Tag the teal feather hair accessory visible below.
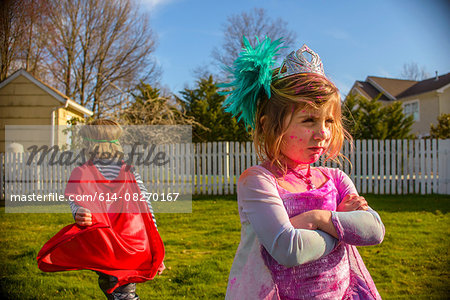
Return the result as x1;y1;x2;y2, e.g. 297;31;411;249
219;36;284;129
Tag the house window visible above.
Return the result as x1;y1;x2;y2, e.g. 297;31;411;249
403;100;419;121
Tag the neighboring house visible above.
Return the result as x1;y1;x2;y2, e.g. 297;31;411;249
347;72;450;137
0;69;93;152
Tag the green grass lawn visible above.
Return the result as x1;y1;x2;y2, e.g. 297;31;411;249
0;194;449;299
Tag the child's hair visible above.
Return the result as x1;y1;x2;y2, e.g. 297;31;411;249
79;119;124;160
254;72;352;171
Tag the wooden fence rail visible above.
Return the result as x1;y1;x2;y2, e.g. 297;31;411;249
1;139;449;199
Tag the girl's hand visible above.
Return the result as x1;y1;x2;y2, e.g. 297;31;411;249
290;210;338;238
157;262;166;275
75;207;92;226
290;210;321;230
337;194;368;212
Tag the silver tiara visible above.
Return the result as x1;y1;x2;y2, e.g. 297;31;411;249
274;44;325;79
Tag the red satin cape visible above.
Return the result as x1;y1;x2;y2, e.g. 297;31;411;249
37;162;164;293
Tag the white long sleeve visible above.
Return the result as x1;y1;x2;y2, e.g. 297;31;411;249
329;168;385;246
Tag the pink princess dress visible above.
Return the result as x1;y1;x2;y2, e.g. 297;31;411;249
225;165;384;300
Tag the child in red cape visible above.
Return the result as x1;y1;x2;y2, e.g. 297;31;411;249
37;119;165;300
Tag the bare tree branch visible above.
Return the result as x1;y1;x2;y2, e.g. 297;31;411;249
43;0;159;118
0;0;50;81
212;7;297;73
400;62;429;81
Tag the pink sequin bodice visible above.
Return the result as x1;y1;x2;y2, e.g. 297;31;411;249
261;179;350;299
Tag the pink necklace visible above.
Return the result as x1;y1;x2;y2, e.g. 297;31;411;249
287;165;316;191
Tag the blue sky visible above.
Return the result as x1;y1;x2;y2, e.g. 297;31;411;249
141;0;450;96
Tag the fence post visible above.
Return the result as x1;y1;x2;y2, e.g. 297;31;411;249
202;143;207;194
218;142;223;195
432;139;438;194
0;153;3;201
373;140;379;194
438;139;450;194
212;142;217;195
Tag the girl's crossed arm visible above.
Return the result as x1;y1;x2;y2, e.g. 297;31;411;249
290;169;385;246
238;167;339;268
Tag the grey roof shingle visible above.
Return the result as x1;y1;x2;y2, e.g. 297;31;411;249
397;72;450;99
349;72;450;101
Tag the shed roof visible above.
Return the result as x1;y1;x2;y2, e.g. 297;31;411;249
0;69;93;116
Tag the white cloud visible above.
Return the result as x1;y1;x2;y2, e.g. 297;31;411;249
139;0;178;10
325;29;351;41
322;28;362;48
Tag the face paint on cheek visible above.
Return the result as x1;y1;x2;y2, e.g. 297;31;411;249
289;135;297;139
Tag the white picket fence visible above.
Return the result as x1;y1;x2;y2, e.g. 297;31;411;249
1;139;449;198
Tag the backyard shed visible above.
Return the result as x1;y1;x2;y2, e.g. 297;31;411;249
0;69;93;152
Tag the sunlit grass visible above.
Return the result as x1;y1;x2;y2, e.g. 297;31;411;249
0;194;449;299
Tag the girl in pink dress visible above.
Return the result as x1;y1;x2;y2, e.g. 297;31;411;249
220;37;385;299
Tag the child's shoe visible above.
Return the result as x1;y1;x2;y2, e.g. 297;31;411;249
112;283;139;300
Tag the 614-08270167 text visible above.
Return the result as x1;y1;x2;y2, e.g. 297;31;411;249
74;192;180;202
9;192;180;202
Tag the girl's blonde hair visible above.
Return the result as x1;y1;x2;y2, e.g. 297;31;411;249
79;119;124;160
254;72;352;171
